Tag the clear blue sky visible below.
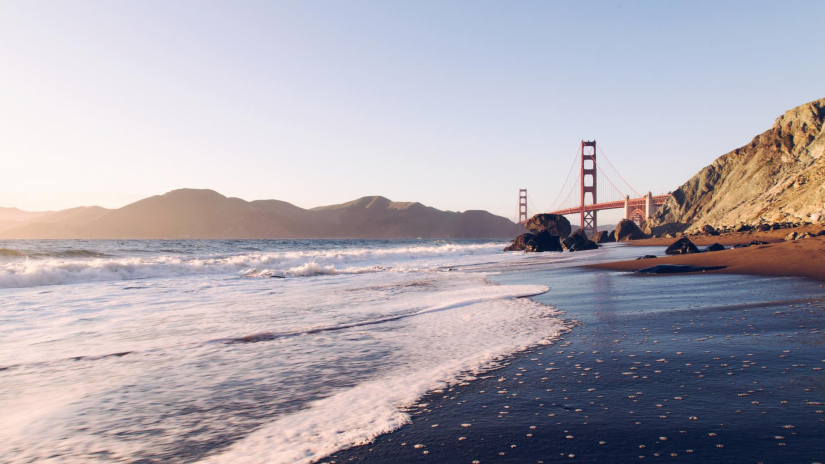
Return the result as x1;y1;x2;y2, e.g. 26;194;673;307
1;1;823;222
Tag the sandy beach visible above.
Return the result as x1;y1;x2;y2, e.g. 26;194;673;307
592;227;825;282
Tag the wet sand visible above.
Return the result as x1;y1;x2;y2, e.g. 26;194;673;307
326;249;825;463
592;233;825;282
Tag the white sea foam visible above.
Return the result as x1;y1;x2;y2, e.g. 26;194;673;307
0;242;509;288
0;241;571;464
199;291;561;464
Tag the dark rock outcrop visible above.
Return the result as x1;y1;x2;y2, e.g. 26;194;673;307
559;229;599;252
703;243;725;252
524;214;572;238
504;233;534;251
701;225;719;236
524;230;563;252
615;219;648;242
636;255;657;260
665;237;700;255
561;230;586;250
571;240;599;252
593;230;614;243
636;264;726;274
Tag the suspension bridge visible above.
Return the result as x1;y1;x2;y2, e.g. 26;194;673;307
517;140;671;237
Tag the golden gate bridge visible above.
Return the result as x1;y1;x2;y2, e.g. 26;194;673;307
517;140;671;237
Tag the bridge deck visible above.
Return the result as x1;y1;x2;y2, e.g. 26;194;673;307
543;194;670;217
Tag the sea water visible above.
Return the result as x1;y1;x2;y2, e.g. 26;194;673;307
0;239;575;463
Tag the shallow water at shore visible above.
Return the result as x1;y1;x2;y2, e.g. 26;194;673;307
329;250;825;463
0;239;570;463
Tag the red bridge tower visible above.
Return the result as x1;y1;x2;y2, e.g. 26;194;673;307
518;189;528;224
580;140;597;237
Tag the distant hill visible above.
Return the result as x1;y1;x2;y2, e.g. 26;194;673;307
0;189;518;239
649;97;825;233
0;206;52;223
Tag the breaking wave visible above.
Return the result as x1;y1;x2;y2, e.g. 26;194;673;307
0;242;507;288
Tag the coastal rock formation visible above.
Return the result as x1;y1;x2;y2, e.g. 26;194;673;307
703;243;725;252
525;231;563;252
665;237;700;255
503;233;534;251
701;225;719;236
593;230;614;243
560;229;599;252
504;231;563;252
561;230;586;250
648;98;825;233
615;219;648;242
524;214;571;238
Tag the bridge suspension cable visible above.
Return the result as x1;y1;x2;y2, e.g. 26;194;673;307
596;144;641;198
545;145;583;213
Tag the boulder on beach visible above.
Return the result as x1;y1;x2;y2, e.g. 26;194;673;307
559;229;599;252
703;243;725;252
572;239;599;252
785;231;798;241
701;224;719;236
524;230;563;252
503;233;534;251
615;219;648;242
524;214;572;238
665;237;700;255
593;230;614;243
561;230;586;250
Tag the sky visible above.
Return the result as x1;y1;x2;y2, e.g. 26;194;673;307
1;1;823;222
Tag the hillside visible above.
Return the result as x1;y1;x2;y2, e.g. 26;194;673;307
0;189;517;239
648;97;825;233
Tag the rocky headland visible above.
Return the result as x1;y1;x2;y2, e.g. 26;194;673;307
647;97;825;235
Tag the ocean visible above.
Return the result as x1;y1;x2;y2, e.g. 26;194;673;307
0;239;572;463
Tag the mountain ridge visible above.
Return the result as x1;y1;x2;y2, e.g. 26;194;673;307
0;189;517;239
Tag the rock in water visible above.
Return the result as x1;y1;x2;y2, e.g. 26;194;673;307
608;230;617;242
503;233;534;251
561;230;586;250
665;237;700;255
524;214;572;238
524;230;563;252
636;255;657;260
615;219;648;242
571;239;599;252
703;243;725;252
593;230;613;243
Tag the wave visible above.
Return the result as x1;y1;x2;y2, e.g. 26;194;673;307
0;242;507;288
0;248;111;259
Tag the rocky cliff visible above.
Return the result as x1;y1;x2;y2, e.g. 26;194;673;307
649;97;825;233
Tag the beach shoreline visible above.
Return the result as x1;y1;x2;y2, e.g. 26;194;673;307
590;228;825;282
326;244;825;463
